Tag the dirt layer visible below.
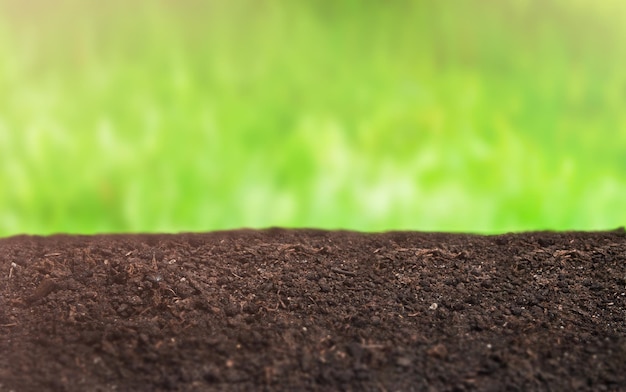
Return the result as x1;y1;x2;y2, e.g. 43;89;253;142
1;228;626;391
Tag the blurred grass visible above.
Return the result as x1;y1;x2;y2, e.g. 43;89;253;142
1;0;626;236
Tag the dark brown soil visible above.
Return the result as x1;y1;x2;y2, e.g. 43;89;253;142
1;228;626;391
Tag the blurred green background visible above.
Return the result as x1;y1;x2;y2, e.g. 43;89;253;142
1;0;625;236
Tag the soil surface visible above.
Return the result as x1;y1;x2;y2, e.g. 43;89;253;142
1;228;626;391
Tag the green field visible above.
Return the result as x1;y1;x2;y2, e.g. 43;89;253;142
1;0;625;236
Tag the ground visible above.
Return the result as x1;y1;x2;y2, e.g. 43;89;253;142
1;228;625;391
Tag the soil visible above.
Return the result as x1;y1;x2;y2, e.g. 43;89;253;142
1;228;626;391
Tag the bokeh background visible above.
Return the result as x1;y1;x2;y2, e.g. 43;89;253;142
1;0;625;236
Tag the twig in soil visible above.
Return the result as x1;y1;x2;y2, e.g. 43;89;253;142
25;279;59;305
331;267;356;277
8;262;17;278
376;381;389;392
276;289;287;309
1;323;18;327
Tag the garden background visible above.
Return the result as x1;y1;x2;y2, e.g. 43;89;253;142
1;0;625;236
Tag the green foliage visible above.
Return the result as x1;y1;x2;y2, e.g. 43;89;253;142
1;0;625;235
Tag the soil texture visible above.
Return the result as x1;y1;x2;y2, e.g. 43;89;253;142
1;228;626;391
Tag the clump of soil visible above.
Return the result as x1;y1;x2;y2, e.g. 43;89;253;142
1;228;625;391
